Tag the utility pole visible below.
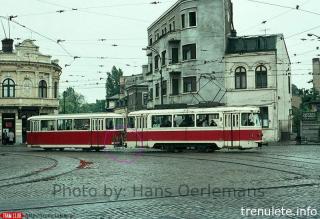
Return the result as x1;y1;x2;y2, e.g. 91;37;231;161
63;91;66;114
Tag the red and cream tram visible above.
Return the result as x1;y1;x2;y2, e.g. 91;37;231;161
27;113;125;151
126;107;263;152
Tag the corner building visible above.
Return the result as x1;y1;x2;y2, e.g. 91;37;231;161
0;39;61;144
145;0;233;108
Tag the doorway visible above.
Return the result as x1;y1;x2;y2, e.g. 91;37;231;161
2;113;16;144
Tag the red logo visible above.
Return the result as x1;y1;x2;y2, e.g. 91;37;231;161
0;212;24;219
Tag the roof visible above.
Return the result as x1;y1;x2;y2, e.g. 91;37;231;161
226;34;280;54
128;106;260;116
28;113;124;120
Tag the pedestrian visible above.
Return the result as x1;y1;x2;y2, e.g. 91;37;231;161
8;130;14;145
2;130;8;145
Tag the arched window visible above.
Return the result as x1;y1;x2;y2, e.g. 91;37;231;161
255;65;267;88
54;82;58;98
235;67;247;89
39;80;47;98
2;78;15;97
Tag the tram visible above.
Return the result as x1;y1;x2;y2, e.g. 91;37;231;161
27;113;125;151
126;107;263;152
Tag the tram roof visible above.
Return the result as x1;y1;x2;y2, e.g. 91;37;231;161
128;106;260;115
28;113;124;120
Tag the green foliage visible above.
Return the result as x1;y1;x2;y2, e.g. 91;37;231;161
59;87;106;113
106;66;123;97
292;85;320;135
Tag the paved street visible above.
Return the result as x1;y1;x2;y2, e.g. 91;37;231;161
0;145;319;219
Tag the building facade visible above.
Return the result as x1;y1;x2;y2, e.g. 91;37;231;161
0;39;61;144
224;35;292;142
145;0;233;108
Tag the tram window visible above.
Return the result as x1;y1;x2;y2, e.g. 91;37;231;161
196;114;219;127
115;118;124;129
74;119;90;130
152;115;172;128
241;113;255;126
57;119;72;130
32;121;40;131
41;120;55;131
127;117;135;128
174;114;195;127
106;118;114;130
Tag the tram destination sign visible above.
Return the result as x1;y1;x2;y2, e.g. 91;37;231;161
302;112;317;121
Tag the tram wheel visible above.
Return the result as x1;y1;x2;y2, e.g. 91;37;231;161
59;148;65;151
94;148;101;152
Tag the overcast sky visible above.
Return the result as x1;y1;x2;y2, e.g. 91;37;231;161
0;0;319;102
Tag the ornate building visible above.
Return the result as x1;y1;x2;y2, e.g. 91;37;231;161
0;39;61;144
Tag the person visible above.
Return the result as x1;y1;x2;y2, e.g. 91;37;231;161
8;130;14;145
2;130;7;145
209;120;217;126
160;117;171;127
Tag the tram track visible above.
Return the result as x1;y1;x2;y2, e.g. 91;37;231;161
1;151;319;211
2;181;319;211
140;153;311;177
0;152;81;188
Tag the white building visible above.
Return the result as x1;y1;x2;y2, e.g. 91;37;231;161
0;39;61;144
144;0;292;142
225;34;292;142
145;0;234;108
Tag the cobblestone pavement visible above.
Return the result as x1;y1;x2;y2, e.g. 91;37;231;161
0;145;319;218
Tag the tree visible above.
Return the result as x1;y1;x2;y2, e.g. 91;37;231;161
59;87;86;114
106;66;123;97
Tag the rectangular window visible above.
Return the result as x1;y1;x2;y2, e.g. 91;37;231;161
172;78;179;95
57;119;72;130
173;114;195;127
196;114;219;127
162;80;167;96
183;76;196;93
288;76;291;94
151;115;172;128
115;118;124;130
181;14;185;28
41;120;55;131
161;50;166;66
260;107;269;128
155;83;159;97
106;118;114;130
127;117;135;128
189;12;196;27
74;119;90;130
149;38;153;46
171;48;179;64
154;55;159;70
149;88;153;100
182;44;196;60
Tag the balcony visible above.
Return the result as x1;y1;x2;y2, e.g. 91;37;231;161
0;97;59;108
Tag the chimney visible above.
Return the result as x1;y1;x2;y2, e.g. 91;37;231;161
2;38;14;53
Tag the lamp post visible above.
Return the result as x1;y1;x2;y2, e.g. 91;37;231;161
143;46;163;106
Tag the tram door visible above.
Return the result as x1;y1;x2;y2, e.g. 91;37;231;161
135;115;148;147
223;113;240;148
91;118;104;146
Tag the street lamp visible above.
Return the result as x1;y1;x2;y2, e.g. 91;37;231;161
143;46;163;106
